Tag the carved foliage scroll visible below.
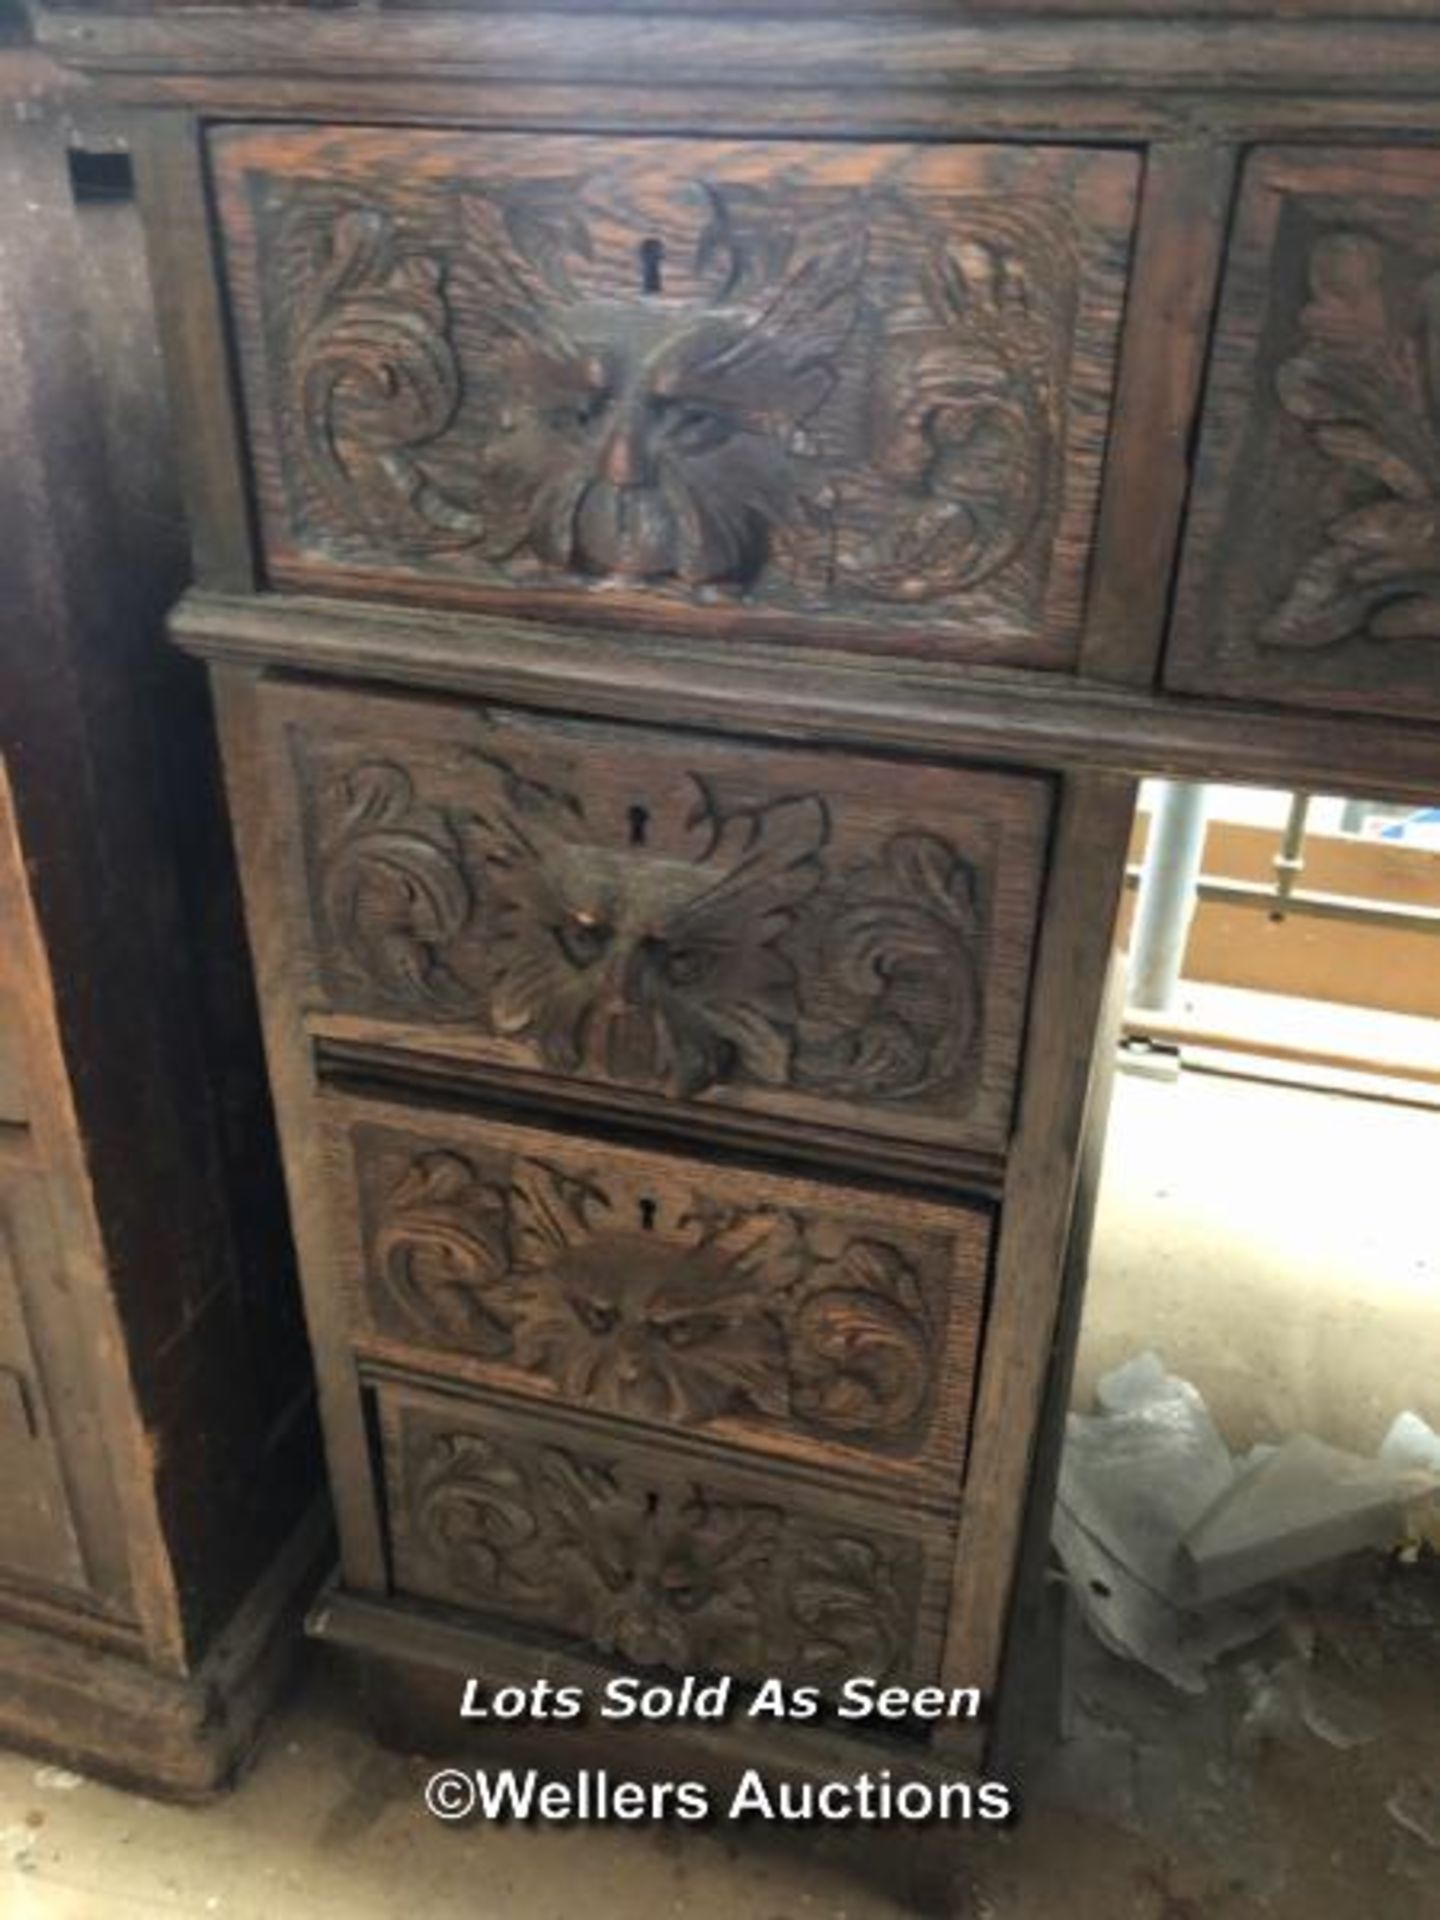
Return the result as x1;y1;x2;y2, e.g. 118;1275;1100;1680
216;130;1138;655
1167;150;1440;718
1263;230;1440;652
398;1419;919;1684
363;1139;942;1451
309;743;993;1114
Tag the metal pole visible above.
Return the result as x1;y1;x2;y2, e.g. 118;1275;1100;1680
1127;781;1209;1014
1269;789;1312;923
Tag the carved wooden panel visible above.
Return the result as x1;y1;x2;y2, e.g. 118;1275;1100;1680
324;1094;990;1495
263;679;1051;1157
379;1385;951;1688
212;127;1138;666
0;1173;88;1595
1168;149;1440;720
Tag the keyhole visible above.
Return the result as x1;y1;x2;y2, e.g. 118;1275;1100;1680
628;804;650;848
638;238;664;296
638;1197;658;1233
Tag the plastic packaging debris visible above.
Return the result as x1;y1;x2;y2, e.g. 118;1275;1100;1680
1055;1354;1275;1691
1053;1353;1440;1691
1062;1353;1235;1593
1236;1655;1384;1754
1180;1433;1440;1604
1379;1411;1440;1476
1296;1668;1385;1750
1387;1779;1440;1852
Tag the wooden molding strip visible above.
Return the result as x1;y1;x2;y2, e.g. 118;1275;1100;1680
174;591;1440;805
38;12;1440;96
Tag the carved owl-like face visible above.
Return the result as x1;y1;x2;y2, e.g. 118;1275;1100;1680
509;1229;786;1426
566;1483;778;1672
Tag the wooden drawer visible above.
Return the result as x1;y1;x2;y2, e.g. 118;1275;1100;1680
1168;148;1440;721
262;678;1051;1160
378;1380;954;1689
212;127;1138;668
323;1092;991;1499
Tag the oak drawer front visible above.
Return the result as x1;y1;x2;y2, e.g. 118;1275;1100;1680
1168;149;1440;721
266;680;1051;1157
378;1382;954;1689
212;127;1138;667
325;1094;991;1497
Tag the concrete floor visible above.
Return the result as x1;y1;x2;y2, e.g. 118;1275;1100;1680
2;1065;1438;1919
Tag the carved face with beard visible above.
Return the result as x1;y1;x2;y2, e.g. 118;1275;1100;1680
450;186;864;589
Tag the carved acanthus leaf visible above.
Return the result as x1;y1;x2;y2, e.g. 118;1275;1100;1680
283;203;483;549
261;172;1074;618
312;747;988;1109
318;761;473;1013
405;1424;917;1685
365;1142;937;1448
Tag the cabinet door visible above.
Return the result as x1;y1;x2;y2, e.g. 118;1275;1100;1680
213;126;1137;668
1168;149;1440;721
0;1173;87;1593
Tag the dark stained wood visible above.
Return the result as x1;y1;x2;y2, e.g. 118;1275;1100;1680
937;772;1138;1725
0;43;321;1786
213;127;1136;668
0;761;160;1650
0;1501;329;1802
988;958;1125;1781
311;1579;984;1789
176;589;1440;807
255;676;1052;1159
127;110;258;591
376;1377;957;1692
52;0;1440;1874
38;10;1440;103
1080;141;1237;685
210;667;392;1596
1168;146;1440;721
319;1090;993;1500
315;1031;1010;1196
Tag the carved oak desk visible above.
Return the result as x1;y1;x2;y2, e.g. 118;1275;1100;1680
38;0;1440;1883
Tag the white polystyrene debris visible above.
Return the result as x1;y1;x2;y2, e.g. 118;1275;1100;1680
1054;1355;1440;1690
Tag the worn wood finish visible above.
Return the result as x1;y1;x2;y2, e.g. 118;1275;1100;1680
937;773;1137;1729
0;779;134;1621
177;588;1440;806
211;668;391;1596
213;127;1136;667
128;111;258;591
257;676;1052;1159
0;1501;330;1804
1169;146;1440;721
320;1091;992;1498
377;1379;956;1692
1079;141;1237;685
51;0;1440;1877
310;1579;984;1788
0;43;321;1789
39;12;1440;104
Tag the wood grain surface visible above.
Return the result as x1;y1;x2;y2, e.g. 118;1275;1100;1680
1168;146;1440;721
212;127;1136;667
256;676;1052;1160
377;1377;956;1694
320;1090;993;1500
